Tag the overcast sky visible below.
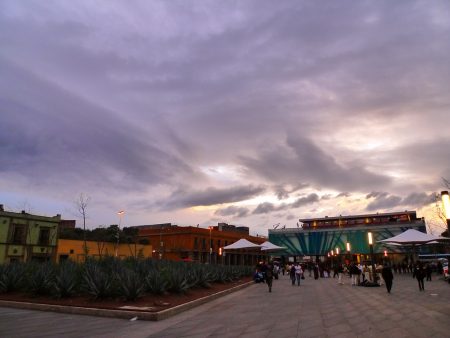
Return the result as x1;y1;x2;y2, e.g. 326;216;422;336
1;1;449;235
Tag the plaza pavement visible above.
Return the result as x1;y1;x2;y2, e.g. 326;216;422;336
0;272;449;338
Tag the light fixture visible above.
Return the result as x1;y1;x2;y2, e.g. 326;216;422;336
368;232;373;245
346;242;351;252
336;247;340;255
441;191;450;219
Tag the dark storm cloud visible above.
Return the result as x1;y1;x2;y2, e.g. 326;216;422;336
163;185;266;209
366;192;436;211
214;205;250;218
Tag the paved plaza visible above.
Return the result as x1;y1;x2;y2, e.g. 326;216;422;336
1;273;449;338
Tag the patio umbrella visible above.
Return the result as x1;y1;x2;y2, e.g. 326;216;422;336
378;229;442;245
378;229;443;262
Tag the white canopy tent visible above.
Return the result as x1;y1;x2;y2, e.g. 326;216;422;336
260;241;287;252
223;238;261;250
222;239;264;266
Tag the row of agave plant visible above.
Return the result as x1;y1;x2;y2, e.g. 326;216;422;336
0;257;253;301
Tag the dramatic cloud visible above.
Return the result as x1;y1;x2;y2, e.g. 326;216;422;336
214;206;250;218
1;1;449;232
163;185;266;210
366;192;436;211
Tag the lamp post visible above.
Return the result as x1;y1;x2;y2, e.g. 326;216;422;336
115;210;125;257
368;231;376;282
441;191;450;233
336;247;340;265
208;226;213;264
159;226;164;260
346;242;351;263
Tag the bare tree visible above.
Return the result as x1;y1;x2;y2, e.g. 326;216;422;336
75;193;90;257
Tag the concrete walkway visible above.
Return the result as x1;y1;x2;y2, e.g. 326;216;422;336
1;273;449;338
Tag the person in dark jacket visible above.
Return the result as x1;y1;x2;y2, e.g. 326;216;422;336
414;262;425;291
265;262;274;292
290;264;296;285
381;263;394;293
425;263;432;281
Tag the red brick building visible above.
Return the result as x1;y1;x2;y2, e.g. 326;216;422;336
136;223;267;265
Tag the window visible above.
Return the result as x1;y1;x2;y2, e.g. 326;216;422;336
194;237;198;249
202;238;206;249
12;225;26;244
217;240;221;248
39;228;50;245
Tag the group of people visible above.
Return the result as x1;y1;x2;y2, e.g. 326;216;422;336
254;259;435;294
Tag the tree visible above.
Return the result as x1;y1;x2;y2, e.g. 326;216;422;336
75;193;90;257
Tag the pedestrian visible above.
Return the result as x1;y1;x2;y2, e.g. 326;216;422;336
425;263;432;281
414;262;425;291
294;262;303;286
265;261;274;292
290;264;296;286
313;264;319;280
337;264;344;285
381;263;394;293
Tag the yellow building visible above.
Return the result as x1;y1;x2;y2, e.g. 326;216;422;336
57;239;153;262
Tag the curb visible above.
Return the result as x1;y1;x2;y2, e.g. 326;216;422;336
0;281;254;321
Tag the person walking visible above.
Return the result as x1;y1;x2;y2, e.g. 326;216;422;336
290;264;296;286
425;263;432;281
337;264;344;285
381;263;394;293
414;262;425;291
294;262;303;286
265;262;274;292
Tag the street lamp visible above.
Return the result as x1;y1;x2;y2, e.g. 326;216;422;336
346;242;351;262
441;191;450;233
208;226;213;264
368;231;376;282
115;210;125;257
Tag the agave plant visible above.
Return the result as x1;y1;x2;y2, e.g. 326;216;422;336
82;260;115;299
165;266;190;294
54;261;79;298
0;263;25;293
26;262;56;296
116;267;145;301
145;269;168;295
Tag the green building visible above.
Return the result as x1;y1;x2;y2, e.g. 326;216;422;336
0;205;60;264
269;211;427;262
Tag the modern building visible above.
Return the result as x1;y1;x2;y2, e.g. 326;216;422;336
136;222;267;264
269;211;427;263
56;239;153;262
0;205;61;264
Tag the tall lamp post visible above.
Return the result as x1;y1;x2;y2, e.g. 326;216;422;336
441;191;450;233
346;242;351;263
115;210;125;257
208;226;213;264
368;232;376;282
336;247;340;265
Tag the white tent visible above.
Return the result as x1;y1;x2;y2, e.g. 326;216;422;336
378;229;442;245
260;241;287;252
223;238;261;250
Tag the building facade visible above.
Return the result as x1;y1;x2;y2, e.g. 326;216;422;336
136;223;266;264
56;239;153;262
0;206;60;264
269;211;427;262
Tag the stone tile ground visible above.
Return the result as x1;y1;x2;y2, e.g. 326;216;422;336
1;273;449;338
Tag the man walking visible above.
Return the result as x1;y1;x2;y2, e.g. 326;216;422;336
381;263;394;293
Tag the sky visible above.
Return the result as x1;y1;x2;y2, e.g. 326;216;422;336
1;0;450;236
